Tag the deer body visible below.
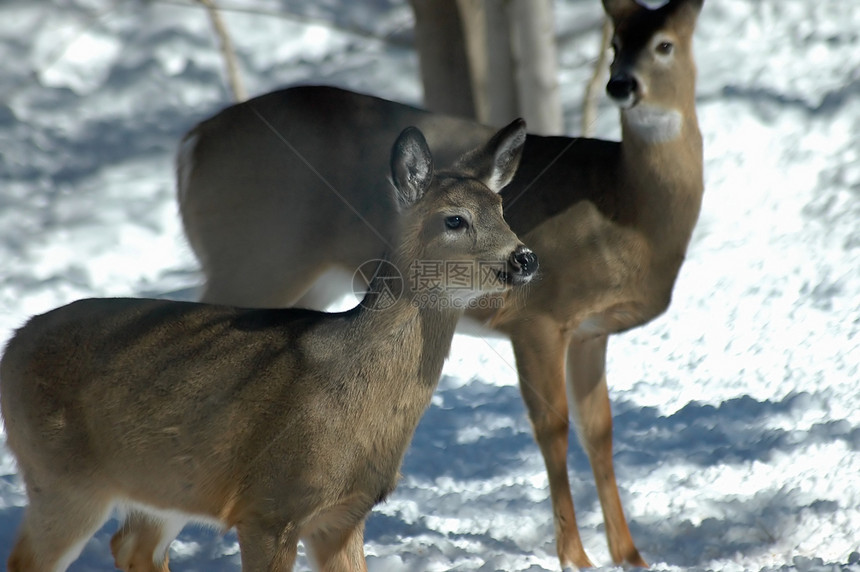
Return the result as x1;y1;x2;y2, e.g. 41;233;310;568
1;122;535;572
4;298;432;513
172;0;704;567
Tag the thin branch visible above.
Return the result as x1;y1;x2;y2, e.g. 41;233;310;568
195;0;246;102
581;16;612;137
152;0;414;49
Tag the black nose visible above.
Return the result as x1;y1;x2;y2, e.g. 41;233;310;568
606;73;637;100
511;246;538;276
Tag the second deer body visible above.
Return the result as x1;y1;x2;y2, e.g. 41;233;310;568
171;0;705;567
0;122;536;572
172;0;705;566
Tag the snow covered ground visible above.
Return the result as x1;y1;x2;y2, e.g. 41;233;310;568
1;0;858;570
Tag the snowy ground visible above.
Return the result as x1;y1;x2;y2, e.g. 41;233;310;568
1;0;859;570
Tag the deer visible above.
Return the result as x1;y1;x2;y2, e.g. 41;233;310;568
0;120;537;572
164;0;705;567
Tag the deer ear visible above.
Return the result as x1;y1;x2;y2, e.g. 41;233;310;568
390;126;434;210
461;118;527;194
602;0;638;22
676;0;704;19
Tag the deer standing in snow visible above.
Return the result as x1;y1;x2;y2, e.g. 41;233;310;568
0;121;536;572
159;0;702;567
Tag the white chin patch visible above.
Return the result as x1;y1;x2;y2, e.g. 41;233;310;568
624;104;683;143
609;94;637;110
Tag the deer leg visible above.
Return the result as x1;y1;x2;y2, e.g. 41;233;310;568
201;262;315;308
567;334;646;567
9;479;113;572
236;521;298;572
509;317;594;569
304;519;368;572
111;511;185;572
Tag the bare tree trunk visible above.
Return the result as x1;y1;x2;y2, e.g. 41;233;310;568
582;16;612;136
410;0;563;134
410;0;476;118
458;0;518;128
197;0;246;102
509;0;563;135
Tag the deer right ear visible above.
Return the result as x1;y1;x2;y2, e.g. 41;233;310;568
483;118;526;193
391;126;434;210
602;0;638;22
456;118;527;194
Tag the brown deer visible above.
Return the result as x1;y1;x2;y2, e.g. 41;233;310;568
0;121;537;572
171;0;704;567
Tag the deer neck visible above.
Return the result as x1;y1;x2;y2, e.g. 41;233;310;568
337;255;459;481
352;254;461;392
619;99;703;253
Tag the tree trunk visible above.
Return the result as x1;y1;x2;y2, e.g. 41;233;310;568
509;0;563;135
410;0;476;119
411;0;563;135
458;0;518;128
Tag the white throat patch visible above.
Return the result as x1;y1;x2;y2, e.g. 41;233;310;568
624;104;683;144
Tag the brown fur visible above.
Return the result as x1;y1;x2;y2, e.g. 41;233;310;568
173;0;705;567
0;122;536;572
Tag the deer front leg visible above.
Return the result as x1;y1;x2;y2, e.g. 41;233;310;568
567;333;647;567
304;519;368;572
236;521;299;572
111;511;188;572
509;317;594;569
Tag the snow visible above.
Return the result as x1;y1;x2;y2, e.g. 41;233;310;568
1;0;859;570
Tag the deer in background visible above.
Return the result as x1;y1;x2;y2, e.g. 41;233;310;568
0;121;536;572
170;0;703;567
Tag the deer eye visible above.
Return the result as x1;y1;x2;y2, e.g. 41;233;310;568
656;40;674;55
444;215;468;231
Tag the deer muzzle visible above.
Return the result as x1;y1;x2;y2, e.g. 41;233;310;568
503;245;538;285
607;72;639;108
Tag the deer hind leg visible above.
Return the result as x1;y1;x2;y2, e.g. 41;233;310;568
111;510;186;572
9;478;113;572
304;519;368;572
200;262;312;308
235;520;299;572
567;333;647;567
199;243;342;309
508;317;594;569
292;267;358;312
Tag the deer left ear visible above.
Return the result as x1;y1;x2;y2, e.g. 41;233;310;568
457;118;527;194
390;126;434;210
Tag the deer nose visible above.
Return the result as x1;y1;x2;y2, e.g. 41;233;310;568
606;73;638;101
510;245;538;277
